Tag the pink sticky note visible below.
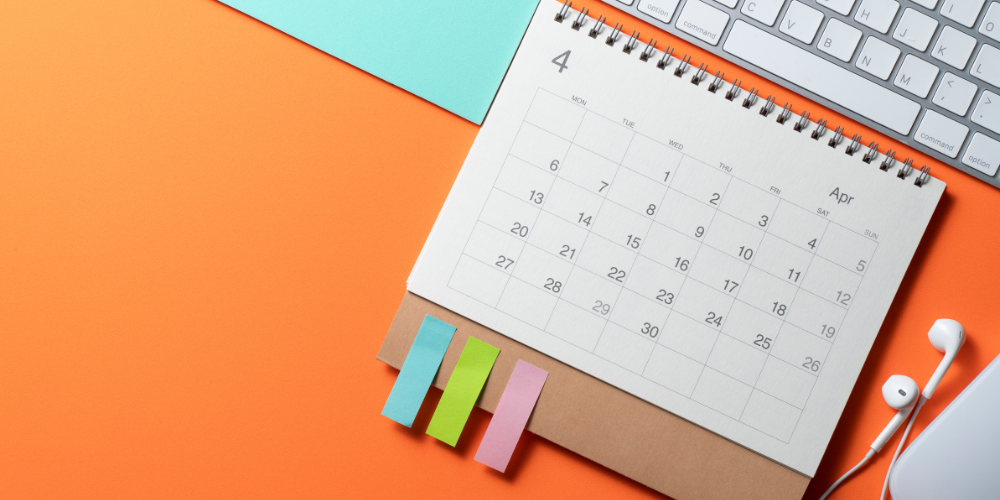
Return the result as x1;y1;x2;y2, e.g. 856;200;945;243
474;360;548;473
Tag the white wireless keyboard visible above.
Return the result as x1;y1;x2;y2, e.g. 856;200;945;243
601;0;1000;189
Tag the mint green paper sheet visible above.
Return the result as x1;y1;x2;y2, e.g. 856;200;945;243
217;0;541;124
426;337;500;446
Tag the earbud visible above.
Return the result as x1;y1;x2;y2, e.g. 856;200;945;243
870;375;919;452
922;319;965;399
881;374;920;410
822;320;968;500
868;320;965;452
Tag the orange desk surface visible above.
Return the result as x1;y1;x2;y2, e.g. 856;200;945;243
2;1;998;498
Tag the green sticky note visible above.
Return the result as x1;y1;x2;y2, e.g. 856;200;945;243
426;337;500;446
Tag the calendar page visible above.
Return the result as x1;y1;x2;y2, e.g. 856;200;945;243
408;0;944;475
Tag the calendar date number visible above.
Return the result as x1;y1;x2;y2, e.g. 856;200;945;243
608;267;626;282
511;222;529;238
593;300;611;315
641;322;660;338
495;256;515;270
803;357;822;372
821;324;836;338
705;312;724;327
753;335;772;350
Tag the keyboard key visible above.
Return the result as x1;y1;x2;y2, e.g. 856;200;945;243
931;26;978;69
941;0;987;27
971;44;1000;86
981;3;1000;42
714;0;739;9
639;0;683;23
856;37;901;80
893;8;939;51
914;110;969;158
616;0;637;5
676;0;731;45
972;91;1000;134
817;0;858;15
724;21;921;134
742;0;786;26
963;133;1000;176
911;0;940;9
818;19;863;61
780;1;825;43
932;73;978;115
854;0;901;33
894;55;939;98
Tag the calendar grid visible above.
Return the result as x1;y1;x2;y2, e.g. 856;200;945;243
486;89;581;312
492;157;873;293
447;88;880;442
693;187;781;399
641;183;729;381
537;110;636;339
590;137;690;354
463;217;866;332
743;219;833;424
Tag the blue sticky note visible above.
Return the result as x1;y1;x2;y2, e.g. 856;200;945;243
217;0;540;124
381;315;457;427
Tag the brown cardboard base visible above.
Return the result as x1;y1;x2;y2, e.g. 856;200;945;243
377;292;810;500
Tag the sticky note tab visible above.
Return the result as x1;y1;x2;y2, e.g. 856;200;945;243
474;360;548;472
426;337;500;446
381;315;456;428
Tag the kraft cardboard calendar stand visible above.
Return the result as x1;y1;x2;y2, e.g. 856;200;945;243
377;292;810;500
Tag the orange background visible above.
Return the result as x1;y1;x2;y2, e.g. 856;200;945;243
2;1;998;498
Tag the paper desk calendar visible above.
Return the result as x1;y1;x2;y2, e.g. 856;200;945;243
383;0;943;495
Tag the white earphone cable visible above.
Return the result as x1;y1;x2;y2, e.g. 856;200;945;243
879;396;927;500
818;448;877;500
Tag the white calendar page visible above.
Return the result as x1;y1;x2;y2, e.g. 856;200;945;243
408;0;944;475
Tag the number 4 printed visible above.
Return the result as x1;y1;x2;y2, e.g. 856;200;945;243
552;50;571;73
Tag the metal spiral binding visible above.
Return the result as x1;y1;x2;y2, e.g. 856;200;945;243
606;23;622;46
556;1;572;22
811;119;828;140
760;96;776;116
623;31;640;53
656;47;674;69
916;165;931;186
708;72;725;93
863;141;880;163
794;111;811;131
589;15;606;38
692;63;708;85
571;8;588;30
553;3;934;187
897;158;915;178
639;40;657;61
674;55;691;77
881;150;897;170
846;134;862;156
776;103;792;124
725;80;741;101
828;126;845;148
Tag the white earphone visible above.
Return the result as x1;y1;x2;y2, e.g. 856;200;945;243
819;319;965;500
870;374;920;453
